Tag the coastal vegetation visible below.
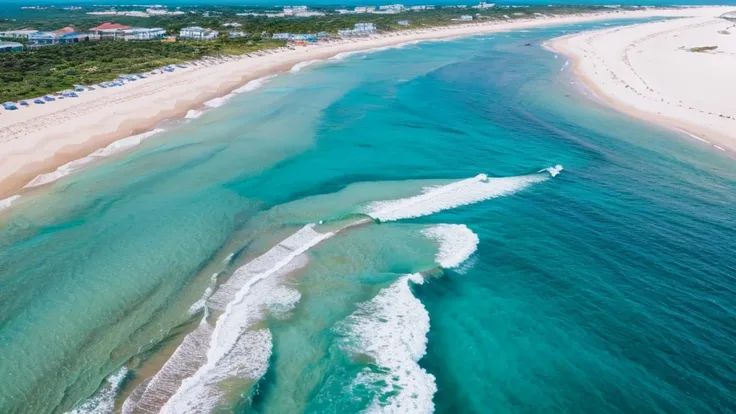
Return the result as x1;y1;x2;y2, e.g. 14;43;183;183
688;45;718;52
0;38;283;101
0;5;620;101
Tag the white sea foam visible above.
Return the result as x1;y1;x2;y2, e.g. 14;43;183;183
366;167;562;222
422;224;479;268
188;272;219;315
0;195;20;211
328;41;418;61
539;164;564;177
290;59;321;73
24;129;165;188
232;75;276;93
161;225;331;413
204;75;276;108
185;109;204;119
340;273;435;414
67;367;128;414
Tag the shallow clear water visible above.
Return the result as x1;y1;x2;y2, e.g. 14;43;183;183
1;21;735;414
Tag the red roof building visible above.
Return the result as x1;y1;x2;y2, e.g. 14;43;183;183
88;22;132;32
54;26;76;36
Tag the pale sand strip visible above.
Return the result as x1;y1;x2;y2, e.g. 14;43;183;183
549;7;736;153
0;7;727;200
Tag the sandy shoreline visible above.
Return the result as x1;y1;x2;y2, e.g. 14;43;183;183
0;6;729;201
549;6;736;154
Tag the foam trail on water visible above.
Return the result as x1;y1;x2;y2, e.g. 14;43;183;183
0;195;20;211
161;225;331;413
366;166;562;222
24;129;165;188
422;224;479;268
290;59;321;73
67;367;129;414
339;274;435;414
122;319;213;414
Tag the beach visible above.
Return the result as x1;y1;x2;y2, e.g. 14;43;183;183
0;6;730;201
550;7;736;153
2;13;736;413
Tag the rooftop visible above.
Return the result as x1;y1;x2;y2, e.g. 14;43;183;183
89;22;132;31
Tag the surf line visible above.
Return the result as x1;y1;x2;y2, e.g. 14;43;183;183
116;166;563;413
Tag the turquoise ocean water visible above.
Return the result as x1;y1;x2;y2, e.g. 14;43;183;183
1;20;735;414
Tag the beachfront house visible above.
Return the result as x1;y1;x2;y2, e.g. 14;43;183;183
338;23;377;37
0;29;38;39
27;32;58;46
378;4;405;13
293;34;318;42
228;31;248;38
123;28;167;40
398;20;410;26
89;23;133;39
0;41;24;52
272;33;292;40
179;27;219;41
354;6;376;13
472;2;495;8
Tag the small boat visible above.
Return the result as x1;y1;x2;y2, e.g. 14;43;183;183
19;100;29;106
3;102;18;110
34;98;45;104
43;95;56;101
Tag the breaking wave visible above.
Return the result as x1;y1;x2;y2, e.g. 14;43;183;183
185;109;203;119
422;224;479;268
338;274;435;414
366;166;562;222
24;129;165;188
130;225;331;413
290;59;322;73
0;195;20;211
204;75;276;108
67;367;128;414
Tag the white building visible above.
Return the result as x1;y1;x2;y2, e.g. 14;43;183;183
398;20;410;26
472;2;495;9
124;28;167;40
272;33;292;40
338;22;377;37
409;5;434;11
377;4;404;13
283;6;307;15
459;15;473;20
228;31;248;38
223;22;242;28
0;29;38;39
179;26;219;40
354;6;376;13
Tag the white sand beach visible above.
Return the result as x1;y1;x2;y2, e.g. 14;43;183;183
550;7;736;153
0;6;730;199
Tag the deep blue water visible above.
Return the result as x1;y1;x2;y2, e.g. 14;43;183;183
1;19;735;414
